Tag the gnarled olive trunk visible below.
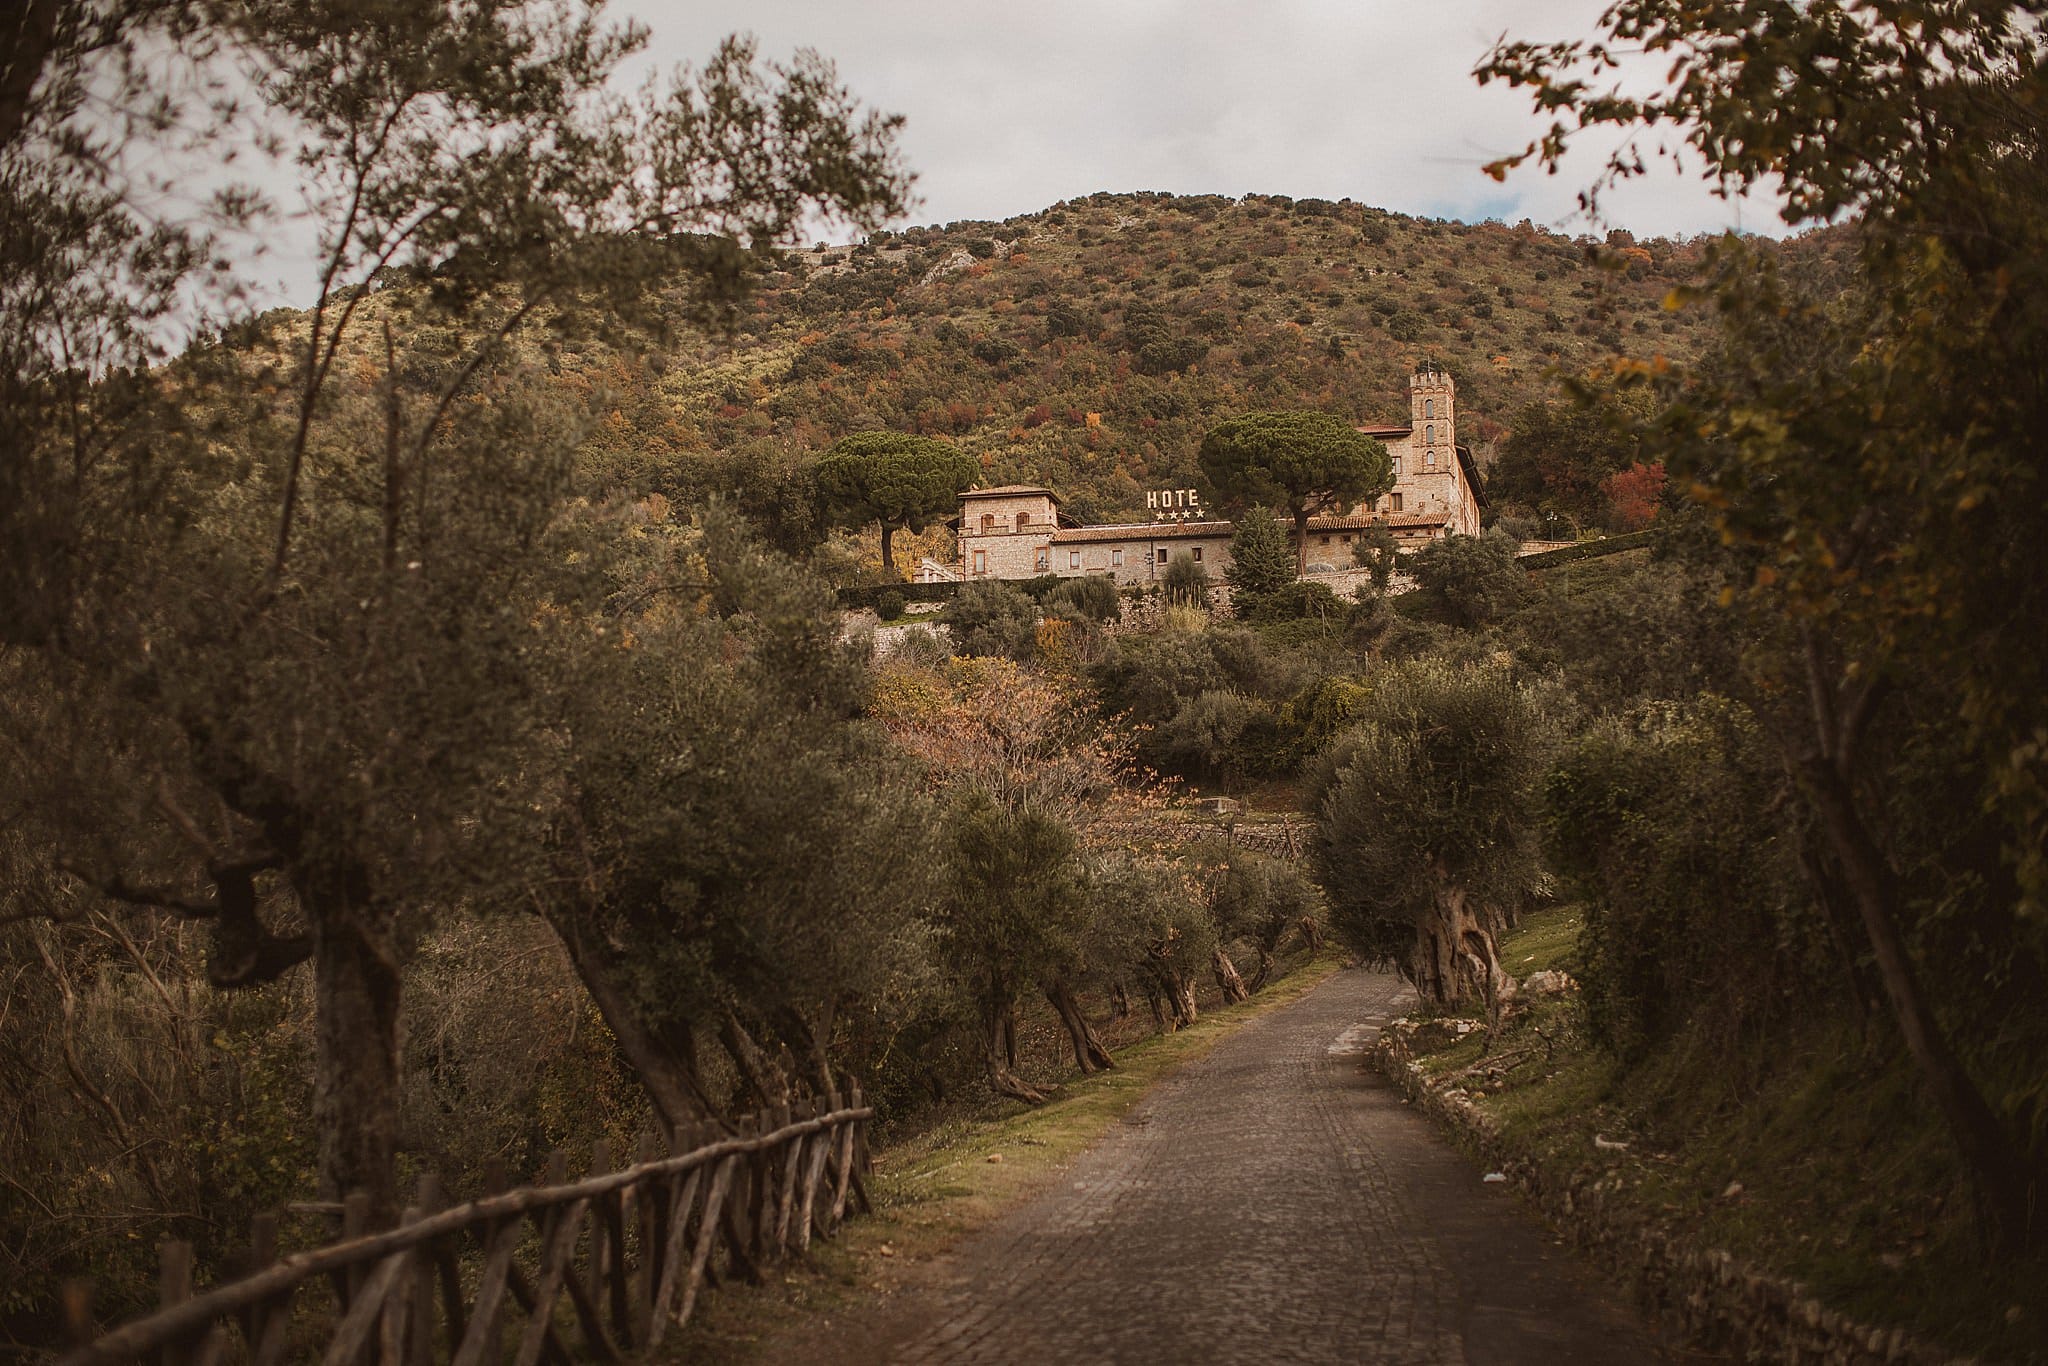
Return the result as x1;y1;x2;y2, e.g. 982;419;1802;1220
1210;946;1250;1003
1298;916;1324;954
306;890;401;1223
545;909;721;1139
1044;978;1114;1073
1408;873;1510;1013
981;982;1048;1103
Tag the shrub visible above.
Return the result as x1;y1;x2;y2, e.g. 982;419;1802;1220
1248;580;1343;622
1045;574;1121;623
875;590;908;621
1408;530;1530;628
1162;552;1209;608
941;581;1039;659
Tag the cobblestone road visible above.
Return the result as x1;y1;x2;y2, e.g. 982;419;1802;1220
784;968;1685;1365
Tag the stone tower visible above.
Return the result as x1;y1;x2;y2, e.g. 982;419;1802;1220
1409;364;1455;474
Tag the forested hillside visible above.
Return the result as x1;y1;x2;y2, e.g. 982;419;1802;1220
580;192;1820;528
220;192;1838;546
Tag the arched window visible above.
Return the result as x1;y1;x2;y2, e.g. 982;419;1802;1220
1425;399;1434;420
1425;424;1434;445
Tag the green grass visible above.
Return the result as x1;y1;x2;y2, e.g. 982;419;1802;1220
1405;906;2047;1363
662;954;1344;1362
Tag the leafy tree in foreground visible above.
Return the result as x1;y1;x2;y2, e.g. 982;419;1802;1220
1;0;910;1219
816;431;977;575
1198;411;1391;576
1312;660;1548;1012
1482;0;2048;1251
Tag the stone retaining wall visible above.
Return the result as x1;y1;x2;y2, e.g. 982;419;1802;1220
1373;1026;1971;1366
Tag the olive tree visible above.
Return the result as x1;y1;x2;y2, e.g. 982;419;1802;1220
1;0;910;1218
1312;660;1549;1012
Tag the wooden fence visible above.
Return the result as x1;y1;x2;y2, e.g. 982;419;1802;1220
59;1092;872;1366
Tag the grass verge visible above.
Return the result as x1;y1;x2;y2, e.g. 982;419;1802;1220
1394;905;2044;1364
663;953;1344;1362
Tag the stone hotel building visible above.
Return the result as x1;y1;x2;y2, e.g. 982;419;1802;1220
930;368;1483;587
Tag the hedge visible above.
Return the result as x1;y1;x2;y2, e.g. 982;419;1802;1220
836;580;961;611
1516;529;1658;570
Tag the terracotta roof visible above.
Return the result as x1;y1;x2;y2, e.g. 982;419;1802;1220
961;484;1060;502
1052;520;1235;544
1357;424;1412;438
1308;511;1449;530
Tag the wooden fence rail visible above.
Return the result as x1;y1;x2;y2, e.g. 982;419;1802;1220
59;1091;872;1366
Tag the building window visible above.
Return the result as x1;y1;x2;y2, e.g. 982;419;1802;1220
1425;424;1434;446
1392;493;1403;512
1069;550;1081;569
1157;548;1168;565
1341;534;1353;544
981;513;995;533
1192;547;1203;562
1318;535;1329;545
1036;547;1049;571
1016;511;1030;529
1392;455;1401;477
1425;398;1434;419
973;549;988;574
1112;548;1123;567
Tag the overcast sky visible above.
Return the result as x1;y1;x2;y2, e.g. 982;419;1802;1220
225;1;1784;308
620;0;1783;241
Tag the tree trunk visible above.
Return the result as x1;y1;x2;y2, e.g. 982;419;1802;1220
1803;757;2039;1253
1044;979;1115;1072
981;992;1048;1103
1110;979;1132;1020
1298;916;1324;954
879;523;897;575
1248;945;1275;993
1409;874;1509;1011
307;895;402;1223
771;1003;838;1102
545;910;721;1139
720;1011;791;1115
1210;946;1250;1004
1292;509;1310;578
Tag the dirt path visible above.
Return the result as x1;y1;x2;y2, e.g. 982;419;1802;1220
763;968;1691;1364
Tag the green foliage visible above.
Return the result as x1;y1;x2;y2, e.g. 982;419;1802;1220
1352;521;1399;592
1313;659;1550;997
1408;531;1531;628
1198;411;1393;569
875;589;908;621
942;580;1039;659
1487;388;1655;532
1044;574;1121;623
1246;580;1344;623
815;431;977;573
1225;506;1295;608
1544;699;1822;1059
1161;551;1209;607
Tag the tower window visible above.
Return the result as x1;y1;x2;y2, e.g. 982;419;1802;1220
1425;424;1434;446
1425;398;1434;420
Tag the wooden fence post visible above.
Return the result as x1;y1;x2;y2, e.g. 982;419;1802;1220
156;1241;192;1366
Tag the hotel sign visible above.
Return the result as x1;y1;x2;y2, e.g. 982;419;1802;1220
1146;488;1203;521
